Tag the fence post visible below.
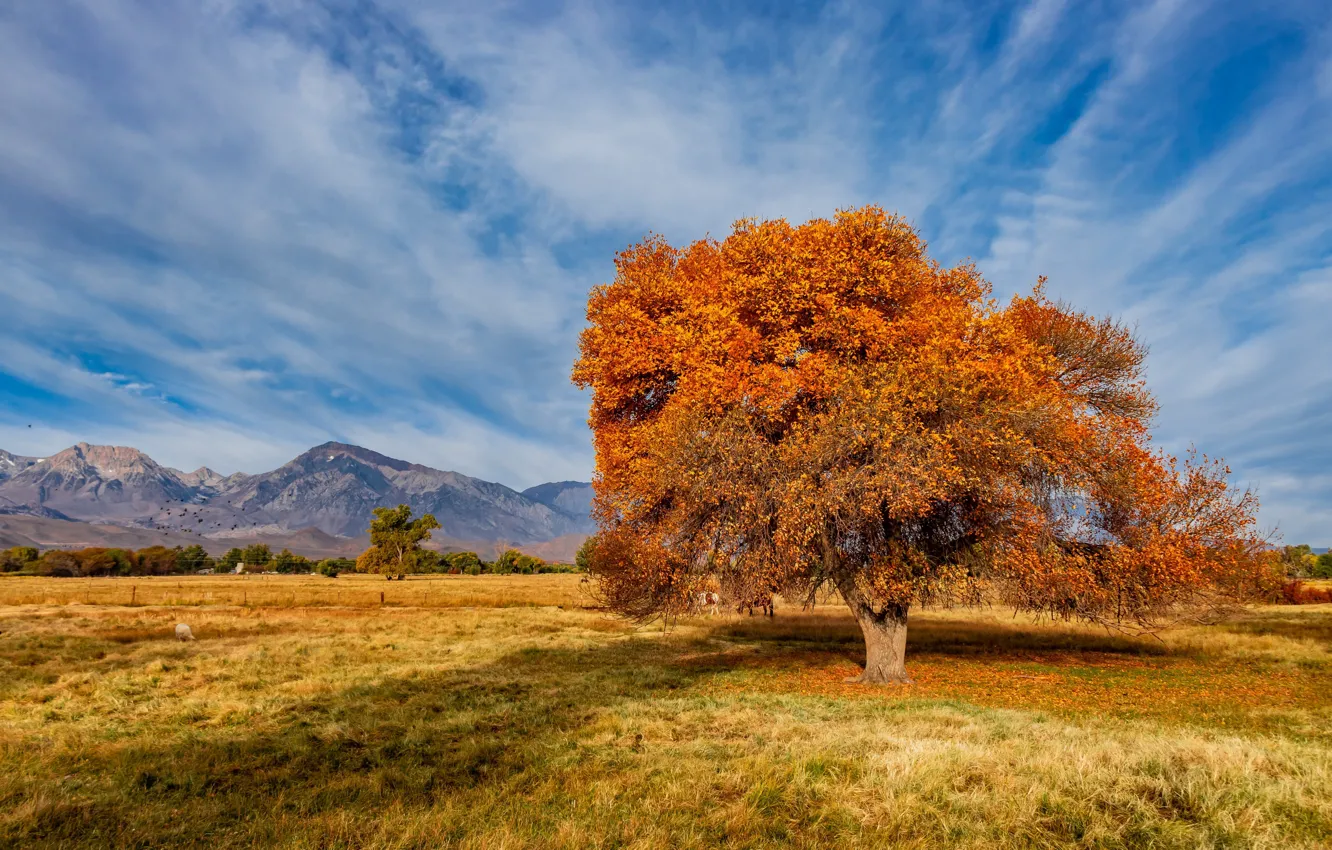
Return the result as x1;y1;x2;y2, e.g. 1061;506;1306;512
130;585;136;606
380;591;385;606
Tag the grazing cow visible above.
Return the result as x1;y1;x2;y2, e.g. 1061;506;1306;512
175;623;196;642
691;591;720;617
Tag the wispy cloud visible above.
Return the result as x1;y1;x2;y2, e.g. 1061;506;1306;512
0;0;1328;538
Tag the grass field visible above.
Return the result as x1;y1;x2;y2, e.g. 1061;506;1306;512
0;575;1329;848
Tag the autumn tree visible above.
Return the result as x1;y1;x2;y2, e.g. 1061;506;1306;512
75;547;136;577
36;551;82;577
356;504;441;577
135;546;180;576
572;206;1274;683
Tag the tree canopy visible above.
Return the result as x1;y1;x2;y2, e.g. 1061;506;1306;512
241;544;272;568
356;504;441;576
573;206;1275;683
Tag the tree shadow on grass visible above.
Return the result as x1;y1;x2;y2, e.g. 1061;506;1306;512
1215;608;1332;646
2;635;731;848
706;609;1175;662
0;621;287;699
6;609;1332;848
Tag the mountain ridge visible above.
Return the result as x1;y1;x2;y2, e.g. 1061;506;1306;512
0;440;594;545
0;449;42;481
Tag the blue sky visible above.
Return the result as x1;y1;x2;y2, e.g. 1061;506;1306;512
0;0;1329;542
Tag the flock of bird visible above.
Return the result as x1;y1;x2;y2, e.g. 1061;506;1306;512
153;497;264;536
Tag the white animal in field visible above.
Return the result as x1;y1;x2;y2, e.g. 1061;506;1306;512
175;623;196;641
691;591;720;617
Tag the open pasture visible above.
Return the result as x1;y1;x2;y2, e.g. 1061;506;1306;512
0;573;591;611
0;575;1329;848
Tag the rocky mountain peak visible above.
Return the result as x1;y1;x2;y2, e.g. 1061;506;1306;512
293;441;412;473
522;481;595;519
50;443;162;478
180;466;226;488
0;449;41;481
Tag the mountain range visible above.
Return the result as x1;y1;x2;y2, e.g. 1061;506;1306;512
0;441;595;558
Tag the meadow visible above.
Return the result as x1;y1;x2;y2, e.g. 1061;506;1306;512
0;574;1328;848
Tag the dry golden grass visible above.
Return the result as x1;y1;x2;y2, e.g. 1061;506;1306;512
0;575;1329;848
0;572;594;610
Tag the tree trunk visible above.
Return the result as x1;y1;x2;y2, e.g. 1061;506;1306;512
848;608;910;684
833;572;910;684
823;534;911;684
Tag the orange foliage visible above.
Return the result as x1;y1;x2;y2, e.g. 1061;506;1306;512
573;207;1276;679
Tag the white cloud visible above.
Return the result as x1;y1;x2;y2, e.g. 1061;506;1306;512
0;0;1329;540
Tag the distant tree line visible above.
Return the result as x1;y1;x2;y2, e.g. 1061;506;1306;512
0;529;593;579
0;543;350;578
1279;545;1332;579
1;544;216;577
351;504;586;579
352;547;582;577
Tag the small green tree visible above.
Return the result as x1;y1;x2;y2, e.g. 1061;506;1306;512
1314;551;1332;580
241;544;273;570
177;544;214;573
520;553;546;574
219;548;244;572
575;536;598;573
1280;545;1317;577
356;504;441;576
273;548;311;574
445;551;484;575
491;549;522;574
415;550;443;573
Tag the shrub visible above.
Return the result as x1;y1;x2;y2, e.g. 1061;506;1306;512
36;551;82;577
1;546;40;572
1281;580;1332;605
